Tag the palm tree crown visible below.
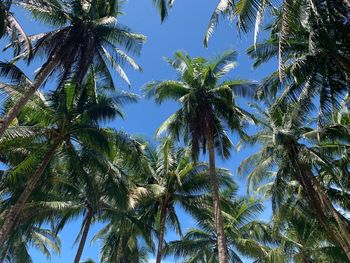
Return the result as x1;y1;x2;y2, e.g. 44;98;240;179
18;0;146;86
144;49;255;160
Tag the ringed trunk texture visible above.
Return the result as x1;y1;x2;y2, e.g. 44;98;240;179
0;57;57;138
116;235;125;260
156;199;168;263
290;147;350;260
0;140;60;247
207;134;228;263
73;209;93;263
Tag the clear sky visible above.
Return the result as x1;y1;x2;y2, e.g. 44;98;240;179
6;0;276;262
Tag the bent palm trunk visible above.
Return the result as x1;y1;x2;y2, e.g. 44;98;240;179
0;140;60;247
74;208;94;263
156;199;168;263
0;57;57;138
207;133;228;263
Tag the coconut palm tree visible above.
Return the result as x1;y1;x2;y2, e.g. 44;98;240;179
166;189;270;263
0;226;60;263
144;50;256;263
0;127;146;263
0;0;145;138
0;127;147;262
0;164;64;263
268;202;348;263
246;8;349;126
0;69;138;247
205;0;350;83
91;158;156;263
53;138;147;263
93;210;154;263
138;138;236;263
239;101;350;260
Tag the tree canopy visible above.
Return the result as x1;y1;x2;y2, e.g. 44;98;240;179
0;0;349;262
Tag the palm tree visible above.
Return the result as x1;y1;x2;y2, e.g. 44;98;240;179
0;127;147;263
0;128;146;262
0;70;138;247
94;210;154;263
246;8;349;126
139;138;235;263
54;136;146;263
0;226;60;263
89;154;156;263
205;0;350;84
239;102;350;260
166;189;270;262
0;0;146;138
144;50;256;263
269;203;348;263
0;166;65;262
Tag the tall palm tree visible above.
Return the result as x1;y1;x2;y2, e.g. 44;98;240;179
0;70;138;247
0;128;147;263
239;102;350;260
166;189;270;263
205;0;350;83
0;0;145;138
269;203;348;263
0;226;60;263
144;50;256;263
93;209;154;263
246;8;349;126
54;138;146;263
139;138;235;263
0;128;147;262
90;154;156;263
0;162;66;263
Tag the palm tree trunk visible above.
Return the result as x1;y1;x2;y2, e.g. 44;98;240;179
74;208;93;263
0;57;57;138
302;167;350;260
207;133;228;263
290;147;350;260
116;235;125;260
156;199;168;263
311;176;350;243
0;140;60;247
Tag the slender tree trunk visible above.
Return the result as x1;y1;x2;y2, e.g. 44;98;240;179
300;166;350;260
311;176;350;245
207;133;228;263
73;208;93;263
290;147;350;260
0;140;60;247
115;235;123;260
156;198;168;263
0;57;57;138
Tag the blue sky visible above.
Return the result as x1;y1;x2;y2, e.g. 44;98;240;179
6;0;276;262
